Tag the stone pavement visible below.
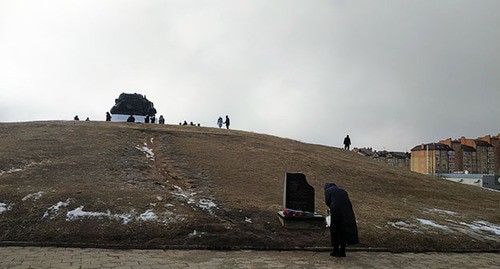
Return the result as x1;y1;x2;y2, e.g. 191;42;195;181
0;247;498;269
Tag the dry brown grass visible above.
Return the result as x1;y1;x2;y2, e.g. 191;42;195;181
0;121;498;251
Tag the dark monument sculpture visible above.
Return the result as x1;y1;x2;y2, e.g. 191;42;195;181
110;93;157;116
277;173;326;229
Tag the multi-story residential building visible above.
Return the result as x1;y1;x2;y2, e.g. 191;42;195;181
439;138;477;174
410;143;455;174
460;137;494;174
478;134;500;175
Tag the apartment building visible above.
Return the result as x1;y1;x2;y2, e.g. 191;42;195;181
412;134;498;175
410;143;455;174
459;137;494;174
478;134;500;175
439;138;478;174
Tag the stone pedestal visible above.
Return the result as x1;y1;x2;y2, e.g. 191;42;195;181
277;211;326;229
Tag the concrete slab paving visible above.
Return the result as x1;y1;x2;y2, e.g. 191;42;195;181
0;247;498;269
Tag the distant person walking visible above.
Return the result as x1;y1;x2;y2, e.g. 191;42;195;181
158;115;165;124
224;115;230;129
74;115;79;121
106;112;112;121
151;116;156;124
127;115;135;123
217;117;223;128
324;183;359;257
144;115;150;123
343;135;351;150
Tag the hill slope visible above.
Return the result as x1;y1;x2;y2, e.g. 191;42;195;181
0;121;499;251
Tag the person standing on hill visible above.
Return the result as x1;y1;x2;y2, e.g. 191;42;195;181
158;115;165;124
106;112;112;121
224;115;230;129
324;183;359;257
217;116;223;128
343;135;351;150
127;115;135;122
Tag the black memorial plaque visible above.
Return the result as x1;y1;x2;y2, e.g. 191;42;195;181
283;173;315;213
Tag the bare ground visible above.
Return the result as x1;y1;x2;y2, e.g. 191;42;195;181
0;121;498;251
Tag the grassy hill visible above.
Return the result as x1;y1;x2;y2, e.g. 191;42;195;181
0;121;499;251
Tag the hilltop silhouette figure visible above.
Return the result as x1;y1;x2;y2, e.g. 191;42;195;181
217;117;223;128
106;112;112;121
158;115;165;124
127;115;135;123
343;135;351;150
224;115;230;129
74;115;79;121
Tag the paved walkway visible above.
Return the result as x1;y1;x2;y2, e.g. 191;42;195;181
0;247;498;269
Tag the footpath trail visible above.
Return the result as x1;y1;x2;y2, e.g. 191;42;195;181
0;247;498;269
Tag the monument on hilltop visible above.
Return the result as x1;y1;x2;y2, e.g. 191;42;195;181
110;93;157;122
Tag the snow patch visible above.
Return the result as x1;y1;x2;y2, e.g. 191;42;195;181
137;209;158;221
388;221;422;234
389;217;500;242
43;199;71;219
459;221;500;236
424;208;458;216
66;206;134;224
22;191;44;202
0;203;12;214
198;198;217;213
0;161;43;176
417;219;453;232
136;143;155;160
171;185;217;214
188;230;205;237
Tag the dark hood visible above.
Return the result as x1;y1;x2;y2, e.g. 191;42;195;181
324;183;337;190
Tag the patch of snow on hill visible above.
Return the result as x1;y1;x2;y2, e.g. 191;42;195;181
424;208;458;216
137;209;157;221
136;143;155;161
0;161;44;176
66;206;134;224
171;185;217;214
417;219;453;232
43;199;71;219
65;207;178;225
388;220;422;234
0;203;12;214
388;217;500;242
22;191;44;201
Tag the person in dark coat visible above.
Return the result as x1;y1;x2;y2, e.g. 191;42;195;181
74;115;79;121
224;115;230;129
324;183;359;257
106;112;112;121
127;115;135;122
158;115;165;124
144;115;150;123
343;135;351;150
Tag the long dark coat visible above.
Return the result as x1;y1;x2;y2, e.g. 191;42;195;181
324;183;359;245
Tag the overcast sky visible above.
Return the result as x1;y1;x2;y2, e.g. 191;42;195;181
1;0;499;151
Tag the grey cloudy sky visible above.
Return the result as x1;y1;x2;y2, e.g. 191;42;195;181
1;0;499;151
